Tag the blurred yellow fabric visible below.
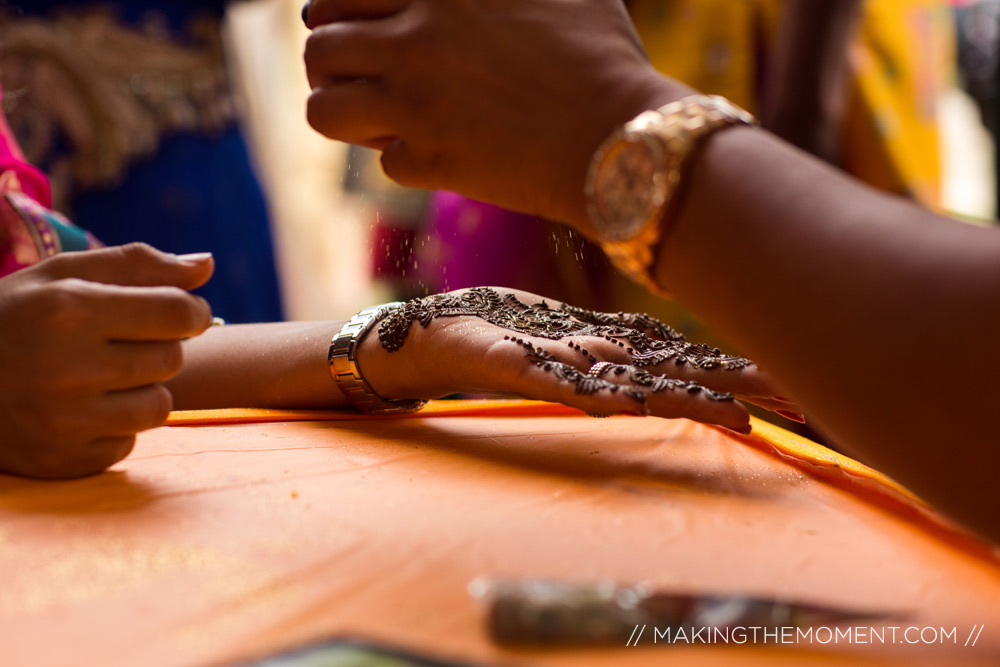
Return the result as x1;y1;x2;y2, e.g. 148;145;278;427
629;0;955;209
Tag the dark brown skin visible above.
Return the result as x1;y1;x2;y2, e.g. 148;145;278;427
0;244;213;478
302;0;1000;542
303;0;687;235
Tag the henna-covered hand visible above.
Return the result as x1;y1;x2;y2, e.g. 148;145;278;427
358;288;798;434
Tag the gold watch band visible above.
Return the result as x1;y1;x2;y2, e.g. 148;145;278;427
599;94;757;296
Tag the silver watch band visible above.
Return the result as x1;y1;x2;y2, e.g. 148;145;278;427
329;302;428;415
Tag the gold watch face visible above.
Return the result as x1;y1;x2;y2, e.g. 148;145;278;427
588;131;667;242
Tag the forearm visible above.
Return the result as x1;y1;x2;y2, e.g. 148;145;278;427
168;321;347;410
761;0;860;154
658;127;1000;539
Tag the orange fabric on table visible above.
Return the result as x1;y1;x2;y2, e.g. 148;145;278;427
1;400;998;666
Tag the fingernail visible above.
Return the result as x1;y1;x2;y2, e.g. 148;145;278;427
177;252;213;265
777;410;806;424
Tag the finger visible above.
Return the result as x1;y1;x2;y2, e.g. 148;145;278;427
557;335;800;419
93;341;185;391
535;356;751;433
10;435;137;480
34;340;185;396
68;281;212;341
553;335;632;372
304;22;392;87
84;435;138;474
306;0;410;28
306;82;399;146
504;338;752;433
7;386;168;479
512;355;653;417
575;359;753;433
609;351;797;417
630;358;800;416
97;286;212;341
380;137;447;190
516;333;757;402
85;384;174;438
39;243;214;290
643;382;752;434
639;359;777;400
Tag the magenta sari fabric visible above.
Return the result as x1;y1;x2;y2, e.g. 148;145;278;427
0;97;51;207
1;84;99;278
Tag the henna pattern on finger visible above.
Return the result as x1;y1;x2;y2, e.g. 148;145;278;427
504;336;641;401
505;336;734;405
587;361;734;402
377;287;752;373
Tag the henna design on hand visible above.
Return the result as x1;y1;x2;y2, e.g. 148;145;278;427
378;288;751;373
504;336;643;402
505;336;734;404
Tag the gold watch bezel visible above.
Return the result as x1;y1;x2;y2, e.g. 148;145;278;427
585;112;670;243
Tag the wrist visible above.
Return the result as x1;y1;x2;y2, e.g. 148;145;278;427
329;303;427;414
557;71;693;234
585;94;757;295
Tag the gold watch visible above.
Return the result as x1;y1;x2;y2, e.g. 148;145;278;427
585;94;757;295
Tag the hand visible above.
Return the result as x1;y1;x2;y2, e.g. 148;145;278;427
303;0;687;232
358;288;797;434
0;244;214;478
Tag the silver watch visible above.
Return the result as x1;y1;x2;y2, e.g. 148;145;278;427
328;303;428;414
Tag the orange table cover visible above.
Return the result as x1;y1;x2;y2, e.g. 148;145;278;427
1;400;998;667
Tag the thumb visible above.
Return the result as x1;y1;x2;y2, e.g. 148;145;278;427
40;243;215;291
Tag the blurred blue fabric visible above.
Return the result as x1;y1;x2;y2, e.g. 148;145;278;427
14;0;285;323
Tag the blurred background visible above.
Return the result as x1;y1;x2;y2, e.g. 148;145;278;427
2;0;998;327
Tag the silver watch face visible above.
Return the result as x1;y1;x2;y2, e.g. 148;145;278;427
588;131;667;242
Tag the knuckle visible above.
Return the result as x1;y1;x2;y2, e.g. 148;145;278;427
35;251;72;278
115;344;182;385
126;343;184;384
379;145;415;186
303;30;327;71
392;8;433;60
115;241;160;263
159;289;203;333
36;249;94;279
306;91;336;137
37;279;92;328
306;90;357;141
382;146;444;191
90;436;137;472
144;385;174;425
158;342;185;377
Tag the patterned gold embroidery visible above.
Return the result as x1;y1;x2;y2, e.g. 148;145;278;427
0;9;235;210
